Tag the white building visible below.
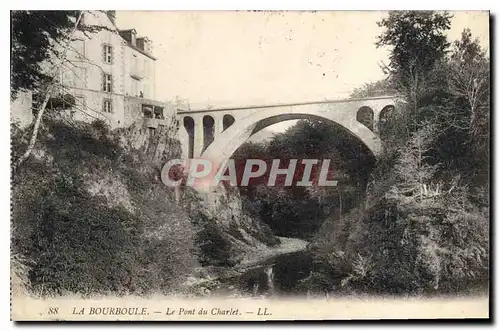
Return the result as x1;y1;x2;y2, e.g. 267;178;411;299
8;10;174;132
55;10;175;129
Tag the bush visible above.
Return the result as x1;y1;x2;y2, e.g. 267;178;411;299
311;189;489;295
11;118;197;296
12;162;141;295
191;213;234;267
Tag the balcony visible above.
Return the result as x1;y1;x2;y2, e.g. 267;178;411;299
142;104;168;129
130;65;145;80
143;117;159;129
123;95;175;128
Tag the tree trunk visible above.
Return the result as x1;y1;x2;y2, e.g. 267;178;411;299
12;86;54;172
12;12;84;173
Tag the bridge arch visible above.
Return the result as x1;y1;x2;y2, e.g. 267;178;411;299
357;106;374;131
202;115;215;152
183;116;195;158
200;107;384;173
223;114;235;131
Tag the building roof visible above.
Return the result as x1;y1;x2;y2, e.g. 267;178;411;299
118;29;156;60
118;28;137;34
128;43;157;61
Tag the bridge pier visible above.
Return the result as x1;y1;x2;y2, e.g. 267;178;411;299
214;115;224;137
193;116;204;158
373;109;381;134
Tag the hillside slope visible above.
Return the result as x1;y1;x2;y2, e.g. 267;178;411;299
11;116;279;297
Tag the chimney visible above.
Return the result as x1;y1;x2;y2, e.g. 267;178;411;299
119;29;137;46
106;11;116;25
136;37;152;54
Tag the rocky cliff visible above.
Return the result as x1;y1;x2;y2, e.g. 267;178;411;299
119;118;280;267
11;115;279;296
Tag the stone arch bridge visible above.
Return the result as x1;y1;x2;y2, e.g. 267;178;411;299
177;96;397;169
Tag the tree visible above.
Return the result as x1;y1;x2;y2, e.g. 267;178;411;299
11;11;114;98
350;79;396;99
10;11;80;99
392;123;440;200
414;29;491;181
12;11;84;173
448;29;489;117
11;11;118;172
447;29;490;177
309;11;490;295
376;11;452;131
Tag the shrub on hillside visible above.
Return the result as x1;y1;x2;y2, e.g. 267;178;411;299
311;188;489;295
11;119;197;296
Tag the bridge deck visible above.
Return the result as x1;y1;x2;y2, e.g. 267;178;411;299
177;95;397;114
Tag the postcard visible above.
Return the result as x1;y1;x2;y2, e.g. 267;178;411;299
10;10;490;321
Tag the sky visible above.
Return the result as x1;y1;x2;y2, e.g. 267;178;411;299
116;11;489;131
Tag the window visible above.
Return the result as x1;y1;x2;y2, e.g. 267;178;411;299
102;73;112;92
103;44;113;64
103;99;112;113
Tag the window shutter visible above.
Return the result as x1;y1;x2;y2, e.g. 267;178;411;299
102;72;105;91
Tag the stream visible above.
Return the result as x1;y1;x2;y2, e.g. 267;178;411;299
211;237;313;297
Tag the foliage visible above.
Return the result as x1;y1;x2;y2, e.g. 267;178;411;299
11;119;197;296
10;10;80;98
308;12;489;296
350;79;396;99
312;181;488;295
376;11;452;95
446;29;490;183
191;213;234;267
10;10;114;99
235;119;374;239
10;10;489;298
